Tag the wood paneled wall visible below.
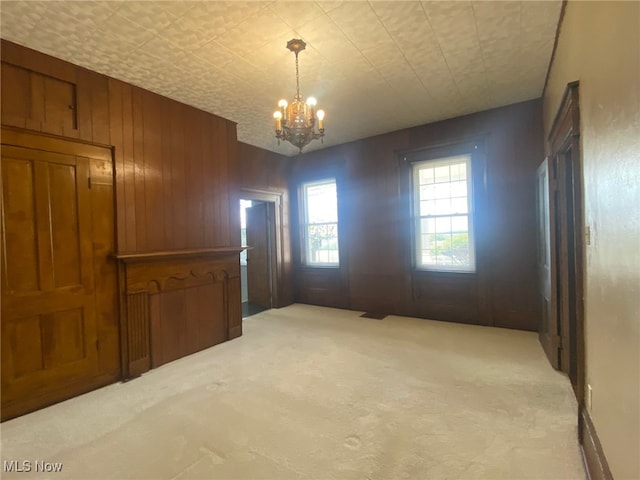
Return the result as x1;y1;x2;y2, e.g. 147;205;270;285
2;39;542;338
1;40;242;410
1;40;238;255
291;100;544;331
109;85;237;253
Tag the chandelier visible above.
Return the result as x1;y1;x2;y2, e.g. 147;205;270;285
273;39;325;152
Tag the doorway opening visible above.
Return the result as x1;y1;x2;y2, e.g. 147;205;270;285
538;82;585;407
240;198;276;318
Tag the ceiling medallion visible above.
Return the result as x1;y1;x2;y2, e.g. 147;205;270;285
273;39;325;152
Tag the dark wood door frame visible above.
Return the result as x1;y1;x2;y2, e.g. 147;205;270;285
546;81;585;408
239;188;285;308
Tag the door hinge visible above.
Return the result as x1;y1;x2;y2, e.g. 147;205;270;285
88;176;92;189
95;339;100;351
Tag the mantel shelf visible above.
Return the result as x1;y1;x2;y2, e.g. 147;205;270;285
113;247;246;263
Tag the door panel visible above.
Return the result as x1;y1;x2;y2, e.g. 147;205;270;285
49;161;83;286
1;145;99;414
246;202;272;309
536;157;559;368
2;157;39;291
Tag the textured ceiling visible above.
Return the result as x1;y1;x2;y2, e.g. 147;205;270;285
0;1;562;156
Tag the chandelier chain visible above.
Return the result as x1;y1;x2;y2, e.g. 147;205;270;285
295;52;301;99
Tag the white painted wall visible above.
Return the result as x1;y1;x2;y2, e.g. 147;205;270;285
543;2;640;477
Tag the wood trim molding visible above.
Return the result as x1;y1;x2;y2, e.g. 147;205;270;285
548;81;580;150
239;188;287;308
1;125;112;159
114;247;245;263
580;409;613;480
541;1;568;100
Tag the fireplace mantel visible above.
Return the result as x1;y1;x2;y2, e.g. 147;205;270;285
115;248;244;378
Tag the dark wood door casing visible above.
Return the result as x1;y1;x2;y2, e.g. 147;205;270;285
239;188;288;308
545;82;584;404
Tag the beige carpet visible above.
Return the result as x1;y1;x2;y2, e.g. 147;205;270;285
1;304;585;479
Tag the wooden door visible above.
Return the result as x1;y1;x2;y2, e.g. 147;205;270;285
1;144;100;419
543;82;584;404
246;202;272;309
537;157;560;368
555;150;580;386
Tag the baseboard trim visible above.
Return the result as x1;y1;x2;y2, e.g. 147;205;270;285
580;408;613;480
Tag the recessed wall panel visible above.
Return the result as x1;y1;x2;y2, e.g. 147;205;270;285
1;157;39;292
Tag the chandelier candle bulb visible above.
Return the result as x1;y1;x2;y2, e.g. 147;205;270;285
278;99;288;121
317;109;325;131
307;97;316;120
273;111;282;132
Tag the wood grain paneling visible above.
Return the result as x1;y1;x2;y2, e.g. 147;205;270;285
295;267;349;309
103;88;238;253
292;100;544;331
1;61;78;136
169;100;188;250
2;40;239;256
152;281;226;367
1;63;31;122
1;40;242;418
141;90;164;251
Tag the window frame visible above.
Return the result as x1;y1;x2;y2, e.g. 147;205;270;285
408;148;478;274
299;177;340;268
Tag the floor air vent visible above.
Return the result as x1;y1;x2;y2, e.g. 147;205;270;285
360;312;387;320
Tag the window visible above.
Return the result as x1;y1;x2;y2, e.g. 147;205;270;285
413;154;475;272
300;179;339;266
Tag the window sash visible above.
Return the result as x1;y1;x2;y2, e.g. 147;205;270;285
301;179;339;267
413;155;475;272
